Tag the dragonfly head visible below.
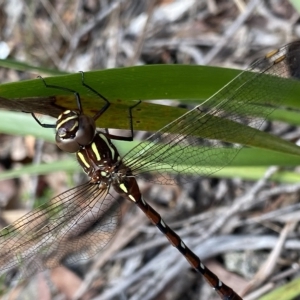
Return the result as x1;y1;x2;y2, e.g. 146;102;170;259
56;110;96;152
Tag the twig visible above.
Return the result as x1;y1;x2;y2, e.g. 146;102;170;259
203;0;261;64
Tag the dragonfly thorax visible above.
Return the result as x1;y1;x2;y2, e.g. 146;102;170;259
76;132;121;184
56;110;96;153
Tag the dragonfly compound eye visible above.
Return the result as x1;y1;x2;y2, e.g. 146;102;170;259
56;111;96;153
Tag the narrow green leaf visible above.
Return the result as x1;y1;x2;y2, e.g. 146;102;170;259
0;160;77;181
1;159;300;184
259;276;300;300
0;111;54;142
1;65;300;183
0;59;68;76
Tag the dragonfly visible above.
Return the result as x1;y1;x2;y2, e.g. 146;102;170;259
1;41;300;300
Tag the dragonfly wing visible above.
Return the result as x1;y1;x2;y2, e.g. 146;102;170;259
0;182;119;282
122;42;300;185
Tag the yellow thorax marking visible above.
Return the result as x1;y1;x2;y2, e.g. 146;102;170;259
91;142;101;161
78;152;90;168
119;183;128;193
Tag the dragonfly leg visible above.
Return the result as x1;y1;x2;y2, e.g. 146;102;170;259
33;75;83;128
80;71;110;121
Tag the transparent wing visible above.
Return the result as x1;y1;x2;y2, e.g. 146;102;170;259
0;182;119;282
122;41;300;184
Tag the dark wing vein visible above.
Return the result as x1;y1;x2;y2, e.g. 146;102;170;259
122;42;300;185
0;181;119;281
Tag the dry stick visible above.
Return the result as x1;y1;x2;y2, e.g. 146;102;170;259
112;221;208;261
244;283;276;300
97;233;300;300
61;0;123;69
23;3;62;68
203;0;260;65
170;207;223;229
106;3;121;69
114;232;300;265
241;222;297;296
93;242;181;300
93;235;245;300
271;264;300;282
73;212;147;300
244;201;300;224
131;263;174;300
244;255;300;300
256;1;296;36
245;260;300;299
207;0;218;14
254;183;300;207
127;0;157;66
40;0;72;41
233;0;247;12
110;207;227;263
178;45;205;65
148;236;247;298
201;166;279;242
